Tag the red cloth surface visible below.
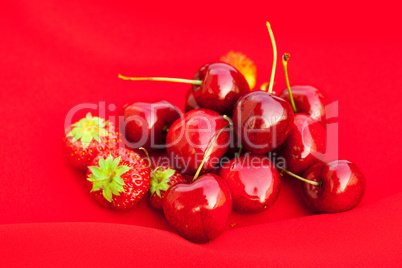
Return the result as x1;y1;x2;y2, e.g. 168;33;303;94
1;0;401;266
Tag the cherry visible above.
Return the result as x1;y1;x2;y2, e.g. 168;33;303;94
279;86;327;121
219;153;281;213
119;62;250;115
302;160;365;213
273;54;326;174
275;113;326;175
121;100;181;151
279;54;327;121
233;91;294;154
278;160;366;213
191;62;250;115
163;122;233;243
232;23;294;154
163;173;232;243
185;52;256;113
166;109;230;175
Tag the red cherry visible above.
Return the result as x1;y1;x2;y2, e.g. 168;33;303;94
191;62;250;115
219;153;281;213
121;101;181;151
276;113;326;175
163;173;232;243
232;91;294;154
166;109;230;175
230;23;293;154
278;53;327;121
301;160;366;213
279;85;327;121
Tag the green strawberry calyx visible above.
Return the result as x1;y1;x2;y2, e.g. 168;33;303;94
87;155;131;202
149;167;176;198
67;112;109;149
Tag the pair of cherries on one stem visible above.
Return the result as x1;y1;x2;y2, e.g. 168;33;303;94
274;54;365;213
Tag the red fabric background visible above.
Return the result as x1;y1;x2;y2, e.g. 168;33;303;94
1;0;401;266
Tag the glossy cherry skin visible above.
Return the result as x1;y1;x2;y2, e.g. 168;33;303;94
163;173;232;243
276;113;326;175
121;101;181;151
232;91;294;154
278;85;326;121
219;153;281;213
184;88;200;112
192;62;250;115
302;160;366;213
166;109;230;175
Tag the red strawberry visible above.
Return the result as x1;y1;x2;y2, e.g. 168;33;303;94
86;148;151;211
149;166;186;210
63;112;119;171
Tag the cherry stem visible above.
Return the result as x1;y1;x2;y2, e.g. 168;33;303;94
192;115;232;182
282;53;297;113
237;145;243;156
276;165;321;186
118;74;202;86
266;22;277;94
139;147;153;170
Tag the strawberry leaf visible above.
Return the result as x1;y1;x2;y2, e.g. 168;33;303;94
90;181;104;192
113;176;125;186
66;112;110;149
81;133;93;145
87;155;131;203
115;165;131;177
111;157;121;171
150;167;176;198
103;187;113;202
161;168;175;179
88;166;105;179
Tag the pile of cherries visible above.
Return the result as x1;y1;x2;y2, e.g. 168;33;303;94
64;23;366;243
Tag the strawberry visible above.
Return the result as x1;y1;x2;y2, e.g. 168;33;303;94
86;148;151;211
63;112;119;171
149;166;186;210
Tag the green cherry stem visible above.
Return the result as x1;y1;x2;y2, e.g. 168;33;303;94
118;74;202;86
237;145;243;156
192;116;232;182
139;147;153;170
282;53;297;113
276;165;321;186
266;22;277;94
